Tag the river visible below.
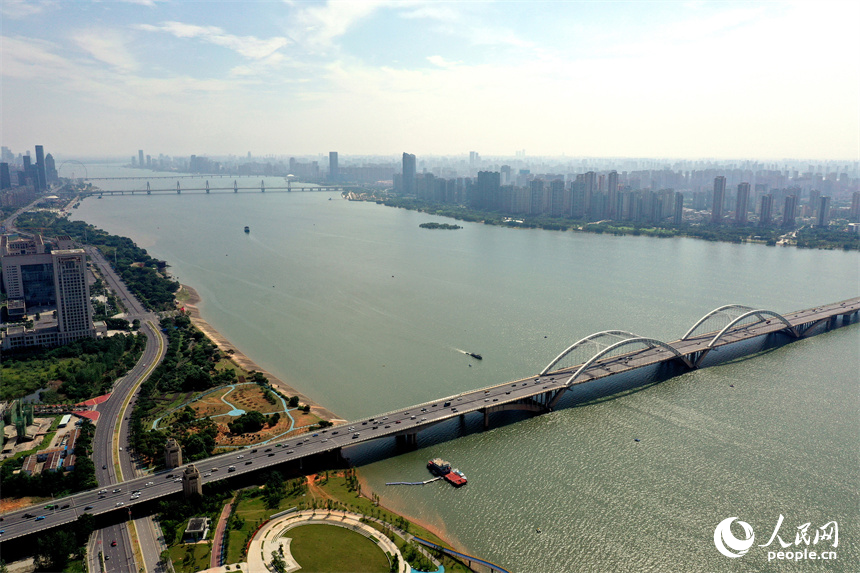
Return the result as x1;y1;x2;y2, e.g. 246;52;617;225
71;164;859;572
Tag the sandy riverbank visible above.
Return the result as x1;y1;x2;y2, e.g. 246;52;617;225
356;472;460;551
178;284;345;423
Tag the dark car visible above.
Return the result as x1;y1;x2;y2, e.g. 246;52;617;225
245;461;252;465
84;506;93;510
60;504;70;509
23;514;34;519
102;465;107;469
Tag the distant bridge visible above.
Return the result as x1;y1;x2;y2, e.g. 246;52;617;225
1;297;857;542
79;179;346;196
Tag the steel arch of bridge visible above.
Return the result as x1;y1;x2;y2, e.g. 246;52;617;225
540;330;641;376
540;330;692;378
704;309;797;348
682;304;794;341
559;337;692;387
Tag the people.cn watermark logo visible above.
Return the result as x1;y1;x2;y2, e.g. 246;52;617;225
714;515;838;562
714;517;755;558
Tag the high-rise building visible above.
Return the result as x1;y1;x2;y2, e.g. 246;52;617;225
673;192;684;225
53;250;93;343
759;194;773;227
473;171;500;210
329;152;338;182
44;153;57;183
0;163;11;190
606;171;618;218
34;145;46;191
782;195;797;228
402;153;416;196
850;192;860;223
529;179;546;215
712;176;726;224
138;150;145;169
735;182;750;225
22;155;32;186
1;236;96;350
816;196;831;227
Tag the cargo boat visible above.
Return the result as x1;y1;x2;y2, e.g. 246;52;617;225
468;352;482;360
427;458;467;487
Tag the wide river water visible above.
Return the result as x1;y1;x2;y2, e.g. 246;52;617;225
71;166;858;572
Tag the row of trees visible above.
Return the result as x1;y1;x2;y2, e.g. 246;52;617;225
1;333;145;402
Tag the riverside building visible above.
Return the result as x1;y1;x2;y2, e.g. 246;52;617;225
1;234;99;350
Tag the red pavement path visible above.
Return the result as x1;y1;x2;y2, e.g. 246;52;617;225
79;393;111;406
210;498;234;568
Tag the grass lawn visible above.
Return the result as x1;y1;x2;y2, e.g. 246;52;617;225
288;524;389;573
168;542;211;573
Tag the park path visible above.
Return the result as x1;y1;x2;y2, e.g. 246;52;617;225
209;496;235;569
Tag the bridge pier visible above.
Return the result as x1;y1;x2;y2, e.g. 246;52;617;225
395;433;418;448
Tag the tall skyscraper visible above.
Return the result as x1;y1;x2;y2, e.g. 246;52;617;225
850;191;860;223
759;194;773;227
529;179;546;215
606;171;618;218
402;153;416;196
53;249;94;343
0;163;11;190
735;182;750;225
816;196;831;227
712;176;726;224
34;145;46;191
782;195;797;228
138;150;145;169
22;155;32;186
1;236;95;350
673;192;684;225
329;152;338;182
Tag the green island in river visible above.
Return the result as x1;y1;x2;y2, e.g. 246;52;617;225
419;222;463;230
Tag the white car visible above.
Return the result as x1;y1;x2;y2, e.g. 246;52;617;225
236;455;244;459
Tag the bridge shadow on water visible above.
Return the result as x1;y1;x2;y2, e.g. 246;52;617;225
343;320;855;468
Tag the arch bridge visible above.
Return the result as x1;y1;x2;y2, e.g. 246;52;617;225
1;298;857;542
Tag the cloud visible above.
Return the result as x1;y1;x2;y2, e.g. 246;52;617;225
426;55;460;69
71;30;138;72
0;0;51;18
138;22;290;60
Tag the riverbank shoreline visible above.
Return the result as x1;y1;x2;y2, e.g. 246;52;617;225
178;283;345;423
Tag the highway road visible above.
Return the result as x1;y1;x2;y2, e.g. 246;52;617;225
2;298;857;547
85;244;168;572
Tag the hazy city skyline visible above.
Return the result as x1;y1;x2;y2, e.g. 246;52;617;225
2;1;859;159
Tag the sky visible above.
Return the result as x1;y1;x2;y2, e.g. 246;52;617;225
1;0;859;160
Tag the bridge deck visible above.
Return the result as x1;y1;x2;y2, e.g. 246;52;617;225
1;297;857;541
